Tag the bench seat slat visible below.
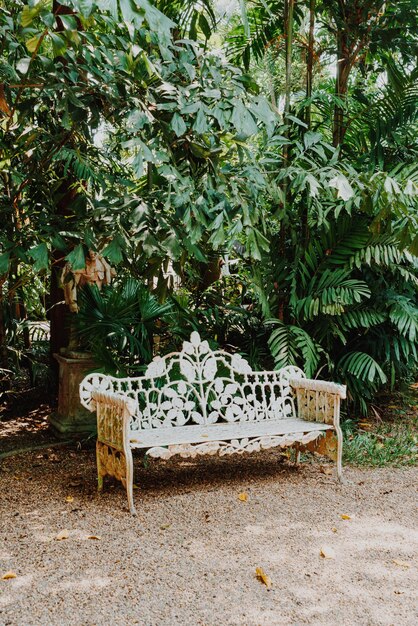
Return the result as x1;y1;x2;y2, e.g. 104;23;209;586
129;418;333;448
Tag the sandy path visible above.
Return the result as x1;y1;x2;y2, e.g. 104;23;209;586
0;448;417;626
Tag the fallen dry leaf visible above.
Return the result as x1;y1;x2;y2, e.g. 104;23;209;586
238;492;248;502
255;567;272;589
331;527;338;533
160;524;171;530
394;590;405;595
55;529;69;541
65;496;74;503
319;466;333;475
320;546;336;559
87;535;101;540
392;559;410;569
2;572;17;580
341;514;351;520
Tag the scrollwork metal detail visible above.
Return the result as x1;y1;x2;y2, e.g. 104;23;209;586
146;430;322;460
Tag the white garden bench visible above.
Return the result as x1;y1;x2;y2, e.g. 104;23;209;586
80;332;346;514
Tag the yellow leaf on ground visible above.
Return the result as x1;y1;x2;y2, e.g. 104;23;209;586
393;559;410;568
255;567;272;589
341;514;351;520
320;547;335;559
87;535;101;540
55;529;69;541
65;496;74;503
331;527;338;533
160;524;171;530
238;492;248;502
2;572;17;580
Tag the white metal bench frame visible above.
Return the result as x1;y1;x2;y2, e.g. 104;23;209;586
80;332;346;514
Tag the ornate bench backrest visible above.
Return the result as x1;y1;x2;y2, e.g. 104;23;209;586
80;332;305;433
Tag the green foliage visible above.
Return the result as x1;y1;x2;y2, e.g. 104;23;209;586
343;415;417;468
164;279;272;371
226;0;289;70
0;0;272;296
240;126;418;414
267;320;321;378
75;279;172;376
0;0;417;421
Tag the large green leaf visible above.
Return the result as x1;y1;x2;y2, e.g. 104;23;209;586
29;243;49;272
0;252;10;275
171;113;187;137
65;244;86;271
231;100;258;136
102;234;126;265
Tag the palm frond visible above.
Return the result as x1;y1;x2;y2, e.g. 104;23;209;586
388;296;418;342
338;351;387;384
267;319;321;377
76;279;173;375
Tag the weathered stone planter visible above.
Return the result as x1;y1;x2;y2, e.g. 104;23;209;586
49;353;97;437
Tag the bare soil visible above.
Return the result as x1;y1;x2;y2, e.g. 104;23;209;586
0;433;417;626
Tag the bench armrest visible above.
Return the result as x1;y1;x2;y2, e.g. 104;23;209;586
289;377;346;426
91;390;135;452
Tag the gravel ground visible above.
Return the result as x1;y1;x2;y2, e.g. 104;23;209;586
0;446;417;626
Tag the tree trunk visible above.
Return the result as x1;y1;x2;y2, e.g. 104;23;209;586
300;0;316;247
48;1;83;377
305;0;315;130
283;0;295;126
278;0;295;322
49;254;70;369
333;28;351;147
0;280;8;372
48;181;78;376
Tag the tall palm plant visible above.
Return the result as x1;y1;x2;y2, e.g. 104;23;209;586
263;216;418;414
75;278;173;376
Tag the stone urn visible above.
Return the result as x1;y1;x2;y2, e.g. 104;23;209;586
49;351;97;437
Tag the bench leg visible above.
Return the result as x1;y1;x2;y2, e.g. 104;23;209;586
125;447;137;516
96;442;104;492
335;423;343;482
293;443;301;465
96;441;137;513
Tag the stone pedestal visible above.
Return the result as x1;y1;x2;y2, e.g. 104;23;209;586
49;353;97;437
